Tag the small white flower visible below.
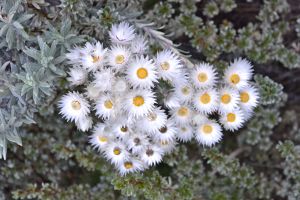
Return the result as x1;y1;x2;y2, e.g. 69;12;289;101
109;22;136;45
82;42;107;72
155;49;182;81
195;120;222;147
112;122;132;140
175;124;194;142
192;88;219;114
95;95;118;120
140;145;164;166
111;77;129;93
239;85;259;111
123;90;156;118
130;35;148;54
67;66;88;86
156;138;177;154
153;120;177;143
75;116;93;132
190;63;217;88
170;105;193;125
89;124;112;152
224;58;253;89
108;45;131;70
174;83;194;103
66;46;85;65
85;83;102;101
93;68;115;92
117;158;145;176
163;92;181;109
191;111;209;126
218;86;240;113
219;109;245;131
126;56;158;89
136;107;167;134
58;91;90;122
127;134;149;155
104;142;129;165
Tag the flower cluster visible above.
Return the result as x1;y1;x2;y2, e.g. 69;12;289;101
58;22;259;175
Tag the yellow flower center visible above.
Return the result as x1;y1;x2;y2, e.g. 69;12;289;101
91;55;100;63
181;86;190;95
240;92;250;103
113;147;121;155
136;68;148;79
230;74;240;84
104;100;113;109
181;127;187;132
200;93;211;104
227;113;236;122
124;162;133;169
160;61;170;70
97;136;108;143
132;96;144;107
147;113;157;121
177;107;189;117
202;124;213;134
115;55;125;64
161;140;168;145
120;126;128;132
198;72;208;83
221;94;231;104
71;100;81;110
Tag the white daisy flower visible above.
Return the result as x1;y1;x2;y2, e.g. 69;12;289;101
126;56;158;89
112;123;132;140
81;42;107;72
109;22;136;45
175;124;194;142
117;158;145;176
155;49;182;81
224;58;253;89
174;83;194;103
192;88;219;114
171;105;193;125
153;120;177;143
89;124;112;152
191;111;209;126
219;109;245;131
239;85;259;111
108;45;131;70
95;95;118;120
130;35;148;54
93;68;115;92
136;107;167;135
127;133;149;155
156;138;177;154
141;145;164;166
58;91;90;122
66;46;85;65
123;90;156;118
190;63;217;88
163;92;181;109
85;83;102;101
218;86;240;113
75;116;93;132
104;142;129;165
67;66;88;86
195;120;222;147
111;77;129;94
